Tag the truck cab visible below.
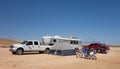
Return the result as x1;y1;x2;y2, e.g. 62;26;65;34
20;40;40;51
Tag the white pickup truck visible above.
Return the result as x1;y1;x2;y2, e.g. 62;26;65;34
9;40;52;55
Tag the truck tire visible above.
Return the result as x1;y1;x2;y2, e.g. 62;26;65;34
97;49;101;53
104;50;108;54
16;48;24;55
44;48;50;54
12;52;16;55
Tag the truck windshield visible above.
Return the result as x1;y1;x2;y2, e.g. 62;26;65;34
21;41;28;44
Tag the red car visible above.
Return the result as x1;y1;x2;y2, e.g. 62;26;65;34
83;43;110;54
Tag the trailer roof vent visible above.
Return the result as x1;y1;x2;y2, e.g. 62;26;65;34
67;36;78;39
54;36;61;38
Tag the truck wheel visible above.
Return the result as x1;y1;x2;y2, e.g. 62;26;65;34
16;49;23;55
12;52;16;55
104;50;108;54
44;48;50;54
97;49;101;53
39;51;43;54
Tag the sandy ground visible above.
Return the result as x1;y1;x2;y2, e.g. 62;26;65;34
0;47;120;69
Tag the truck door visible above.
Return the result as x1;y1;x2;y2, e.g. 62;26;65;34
89;44;95;49
25;41;34;51
92;43;97;50
32;41;40;51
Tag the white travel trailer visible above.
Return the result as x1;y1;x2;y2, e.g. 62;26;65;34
42;36;81;55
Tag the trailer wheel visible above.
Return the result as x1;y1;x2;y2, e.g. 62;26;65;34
16;48;24;55
39;51;43;54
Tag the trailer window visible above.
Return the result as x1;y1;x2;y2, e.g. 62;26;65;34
75;41;78;44
71;41;78;45
71;41;73;44
53;39;56;42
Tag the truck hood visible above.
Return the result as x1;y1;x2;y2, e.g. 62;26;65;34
11;44;24;47
106;45;110;50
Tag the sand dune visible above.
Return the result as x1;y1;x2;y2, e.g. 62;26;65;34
0;38;20;48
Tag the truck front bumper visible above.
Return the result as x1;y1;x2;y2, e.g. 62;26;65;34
9;48;17;52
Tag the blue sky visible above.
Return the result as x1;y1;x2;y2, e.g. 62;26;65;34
0;0;120;45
